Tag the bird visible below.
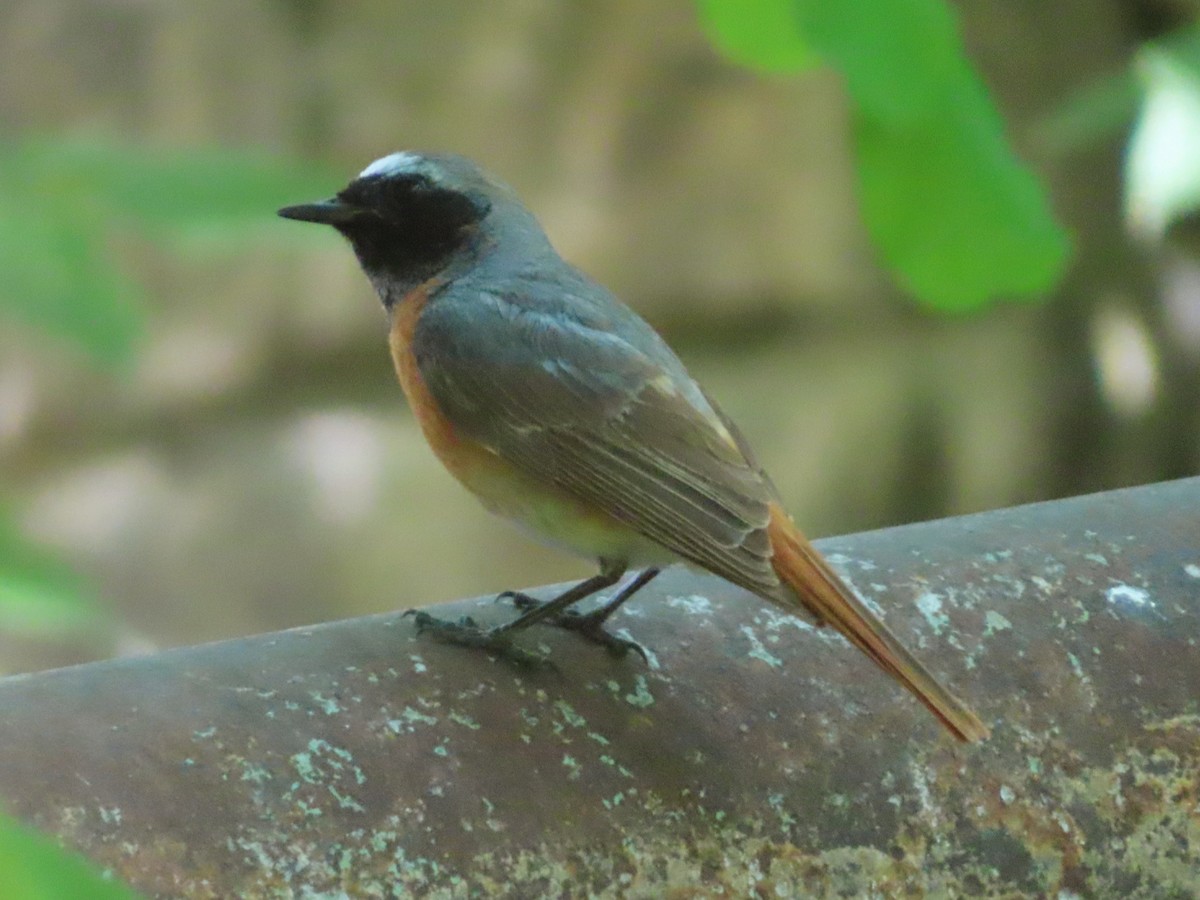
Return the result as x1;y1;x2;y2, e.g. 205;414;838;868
278;151;989;743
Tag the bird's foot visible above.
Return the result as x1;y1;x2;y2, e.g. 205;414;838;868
499;591;649;663
404;610;553;669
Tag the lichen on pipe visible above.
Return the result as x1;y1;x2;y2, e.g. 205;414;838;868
0;479;1197;896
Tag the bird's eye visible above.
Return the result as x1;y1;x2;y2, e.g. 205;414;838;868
401;174;434;194
365;174;429;207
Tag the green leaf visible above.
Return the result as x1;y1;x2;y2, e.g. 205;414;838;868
0;202;142;366
0;138;340;232
0;136;341;365
696;0;814;73
0;512;103;638
695;0;1070;309
795;0;1070;309
796;0;962;121
0;813;141;900
0;576;102;637
852;82;1070;308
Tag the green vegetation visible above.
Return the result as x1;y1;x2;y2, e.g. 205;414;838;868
699;0;1071;310
0;138;337;365
0;812;140;899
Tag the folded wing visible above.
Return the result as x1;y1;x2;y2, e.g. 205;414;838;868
414;283;782;598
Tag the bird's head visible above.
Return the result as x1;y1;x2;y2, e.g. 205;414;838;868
279;151;502;303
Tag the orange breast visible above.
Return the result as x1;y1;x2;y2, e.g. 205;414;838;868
388;281;495;483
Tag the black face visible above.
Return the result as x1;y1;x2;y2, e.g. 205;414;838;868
332;174;490;283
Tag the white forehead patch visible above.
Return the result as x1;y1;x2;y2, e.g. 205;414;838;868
358;152;424;180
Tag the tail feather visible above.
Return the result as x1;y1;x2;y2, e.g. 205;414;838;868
766;503;989;743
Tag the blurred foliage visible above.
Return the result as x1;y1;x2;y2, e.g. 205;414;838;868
696;0;815;72
0;137;339;366
1041;27;1200;145
0;512;101;638
698;0;1071;310
0;811;141;899
0;138;339;638
1034;72;1142;157
1037;24;1200;238
0;175;140;368
1126;26;1200;239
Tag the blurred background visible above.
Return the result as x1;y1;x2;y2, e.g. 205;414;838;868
1;0;1198;676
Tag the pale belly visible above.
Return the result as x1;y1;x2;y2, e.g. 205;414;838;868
457;456;680;568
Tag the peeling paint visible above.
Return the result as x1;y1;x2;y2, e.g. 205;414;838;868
389;706;438;734
914;591;949;635
554;700;586;729
983;610;1013;635
241;763;270;785
1105;583;1152;608
561;754;581;780
447;711;480;731
740;624;783;668
622;675;654;708
308;692;342;715
97;806;121;825
666;595;712;615
756;606;815;634
287;739;367;816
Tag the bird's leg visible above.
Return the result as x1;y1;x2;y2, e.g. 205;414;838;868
408;563;624;667
494;563;624;631
506;567;661;661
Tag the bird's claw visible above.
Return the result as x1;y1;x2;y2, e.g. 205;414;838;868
405;609;553;669
496;589;538;607
499;594;649;664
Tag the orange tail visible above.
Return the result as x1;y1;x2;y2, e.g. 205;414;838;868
766;503;989;743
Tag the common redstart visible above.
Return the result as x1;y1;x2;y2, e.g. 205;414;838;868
279;152;989;742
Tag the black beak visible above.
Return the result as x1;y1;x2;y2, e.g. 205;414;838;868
277;198;364;226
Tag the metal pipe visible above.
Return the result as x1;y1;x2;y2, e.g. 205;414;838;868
1;479;1197;897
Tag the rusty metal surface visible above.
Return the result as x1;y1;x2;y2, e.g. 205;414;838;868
0;479;1197;897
